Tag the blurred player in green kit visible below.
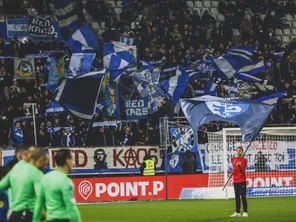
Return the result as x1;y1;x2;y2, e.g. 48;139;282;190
33;149;81;222
0;146;48;222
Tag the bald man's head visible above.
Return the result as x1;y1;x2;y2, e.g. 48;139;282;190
28;147;49;171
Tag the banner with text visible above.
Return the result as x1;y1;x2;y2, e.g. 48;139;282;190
124;98;148;120
72;172;296;202
14;58;35;79
6;18;28;38
200;141;296;172
28;14;53;37
48;146;162;173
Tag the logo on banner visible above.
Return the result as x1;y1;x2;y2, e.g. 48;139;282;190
78;180;93;200
14;58;35;79
172;128;195;152
169;154;179;169
206;102;249;118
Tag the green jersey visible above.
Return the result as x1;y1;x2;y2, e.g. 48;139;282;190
33;170;81;222
0;160;43;212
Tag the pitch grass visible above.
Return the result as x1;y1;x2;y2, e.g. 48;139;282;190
78;197;296;222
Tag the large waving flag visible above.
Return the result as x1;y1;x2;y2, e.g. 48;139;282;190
66;24;100;53
256;91;287;105
103;41;136;81
211;47;255;79
181;95;275;142
162;67;190;105
54;69;106;120
235;60;264;82
53;0;80;40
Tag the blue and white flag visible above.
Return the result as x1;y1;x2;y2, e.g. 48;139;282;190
124;98;148;120
103;41;136;81
120;37;135;46
54;69;106;120
167;152;185;173
104;85;120;118
181;95;275;142
53;0;80;40
132;69;166;113
211;47;255;79
141;60;154;70
235;60;264;82
256;91;286;105
170;127;197;153
162;70;190;106
69;53;95;77
47;56;60;91
66;24;100;53
204;78;220;96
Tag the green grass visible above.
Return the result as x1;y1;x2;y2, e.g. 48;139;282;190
78;197;296;222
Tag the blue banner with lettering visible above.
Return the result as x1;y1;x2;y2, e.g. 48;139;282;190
124;98;148;120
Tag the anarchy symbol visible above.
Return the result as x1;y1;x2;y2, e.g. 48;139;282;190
123;147;137;168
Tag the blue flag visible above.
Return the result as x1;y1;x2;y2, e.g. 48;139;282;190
211;47;255;79
52;0;80;40
162;75;190;106
256;91;287;105
167;152;185;173
66;24;100;53
47;57;59;91
104;85;120;118
69;53;95;77
120;37;135;46
170;127;197;153
132;69;167;113
103;41;136;81
181;95;275;142
54;69;106;120
235;60;264;82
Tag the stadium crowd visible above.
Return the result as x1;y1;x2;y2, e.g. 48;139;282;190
0;0;296;148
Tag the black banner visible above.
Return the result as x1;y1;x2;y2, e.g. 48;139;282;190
28;14;53;37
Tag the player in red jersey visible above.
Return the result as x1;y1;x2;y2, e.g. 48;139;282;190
230;146;248;217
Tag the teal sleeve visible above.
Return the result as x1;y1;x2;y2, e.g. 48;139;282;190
0;172;11;192
32;183;45;222
61;182;81;222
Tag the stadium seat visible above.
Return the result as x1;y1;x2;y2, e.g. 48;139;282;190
108;1;116;7
114;8;122;15
211;1;219;7
186;1;194;8
292;29;296;36
275;29;283;36
282;36;290;44
100;22;105;29
117;1;123;7
192;8;202;14
97;30;105;36
217;14;225;22
194;1;202;7
82;8;87;15
91;22;100;30
293;22;296;28
276;36;282;42
285;14;293;21
283;29;291;35
294;14;296;21
84;15;92;22
210;8;219;15
259;14;266;21
203;1;211;7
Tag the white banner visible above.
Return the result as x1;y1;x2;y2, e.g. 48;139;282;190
204;141;295;169
48;146;162;170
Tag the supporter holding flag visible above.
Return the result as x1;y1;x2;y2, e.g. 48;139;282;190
11;122;23;148
33;149;81;222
